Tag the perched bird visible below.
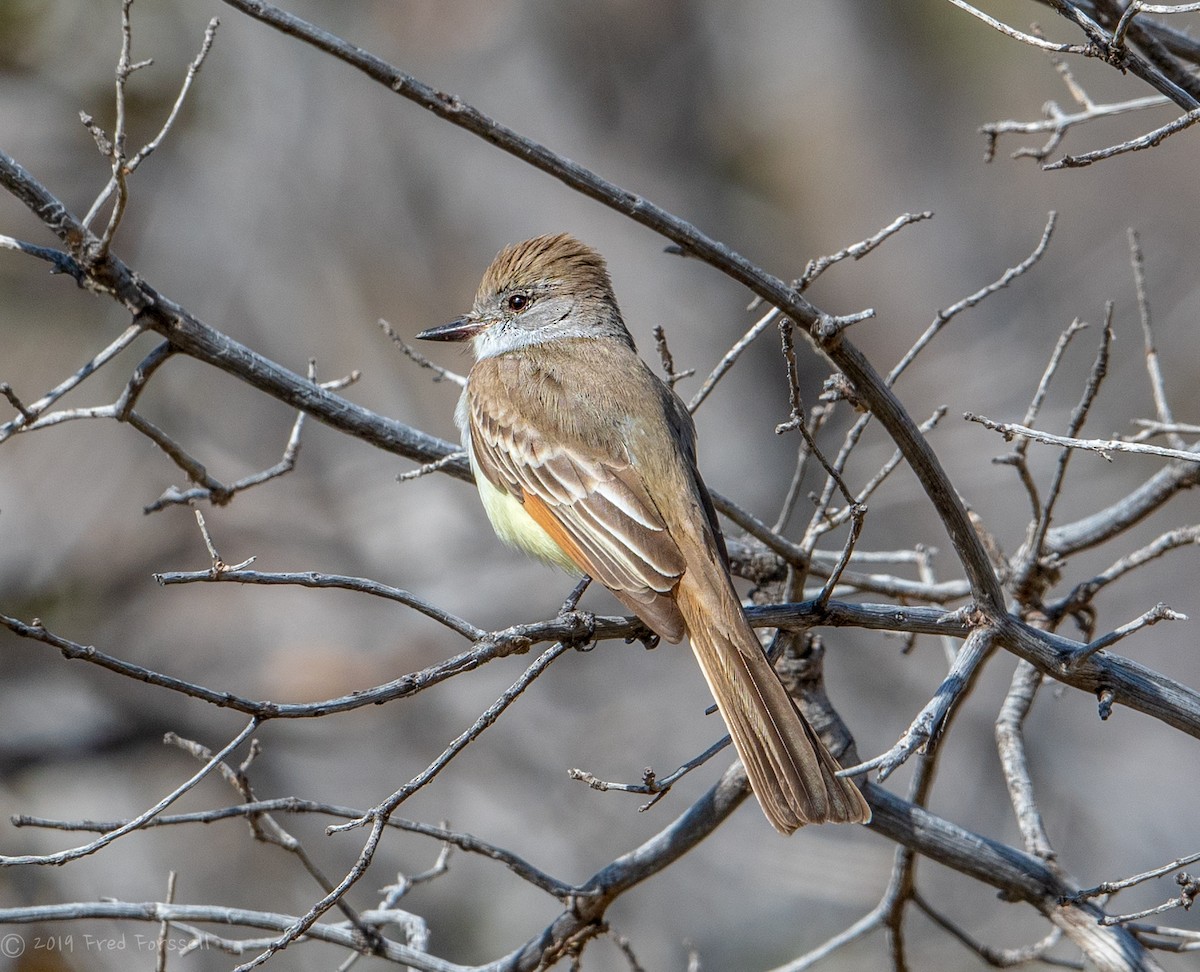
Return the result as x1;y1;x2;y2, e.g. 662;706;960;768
418;234;869;833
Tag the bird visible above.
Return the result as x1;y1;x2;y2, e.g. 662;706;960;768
417;233;869;833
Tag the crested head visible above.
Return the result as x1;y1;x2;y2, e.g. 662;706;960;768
479;234;613;303
465;234;635;359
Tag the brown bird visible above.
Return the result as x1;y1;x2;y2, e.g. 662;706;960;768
418;234;869;833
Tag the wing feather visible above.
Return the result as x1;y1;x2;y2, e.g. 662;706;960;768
467;386;688;641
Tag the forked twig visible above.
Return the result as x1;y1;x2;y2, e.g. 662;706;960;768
840;627;995;781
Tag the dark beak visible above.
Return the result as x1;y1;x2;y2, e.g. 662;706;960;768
416;318;485;342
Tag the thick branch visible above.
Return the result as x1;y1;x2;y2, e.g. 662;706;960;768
866;785;1163;971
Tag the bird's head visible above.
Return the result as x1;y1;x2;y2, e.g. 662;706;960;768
417;233;633;358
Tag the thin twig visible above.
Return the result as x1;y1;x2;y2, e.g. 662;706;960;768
397;451;468;483
688;305;781;413
83;10;220;232
814;505;866;608
1068;849;1200;903
982;94;1166;162
767;906;887;971
568;735;732;809
1068;601;1186;667
0;234;86;281
1128;228;1182;450
329;640;573;834
651;324;694;388
155;566;481;640
1046;107;1200;169
231;814;389;971
166;733;374;940
772;402;830;534
13;799;573;898
0;902;466;971
1041;0;1200;109
0;322;146;442
841;627;996;781
967;414;1200;464
890;212;1057;384
1099;870;1199;925
819;407;947;533
797;211;933;290
379;319;466;386
1017;318;1091;460
1123;921;1200;952
144;364;359;512
914;891;1081;968
155;871;178;972
946;0;1095;53
0;718;258;866
1048;525;1200;619
236;643;572;970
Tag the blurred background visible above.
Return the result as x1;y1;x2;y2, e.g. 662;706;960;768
2;1;1199;969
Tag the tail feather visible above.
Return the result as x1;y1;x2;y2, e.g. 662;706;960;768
675;566;870;833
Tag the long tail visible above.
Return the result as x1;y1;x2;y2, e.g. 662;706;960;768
674;562;870;834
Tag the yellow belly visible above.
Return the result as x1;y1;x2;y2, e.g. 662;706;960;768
473;455;582;576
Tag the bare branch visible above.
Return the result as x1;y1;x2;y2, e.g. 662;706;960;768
83;6;220;236
0;322;145;442
688;305;781;413
994;318;1091;520
967;413;1200;463
1046;107;1200;168
1068;601;1187;667
841;627;996;781
13;800;573;899
914;892;1081;968
1039;0;1200;109
0;719;258;866
1099;870;1199;925
1049;525;1200;619
651;324;694;388
329;640;572;834
379;318;466;387
945;0;1095;53
397;450;469;483
996;661;1057;861
890;212;1058;385
797;211;933;290
1070;850;1200;904
569;736;732;813
0;902;467;971
982;95;1167;163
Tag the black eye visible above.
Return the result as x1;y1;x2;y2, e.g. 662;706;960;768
506;293;529;312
